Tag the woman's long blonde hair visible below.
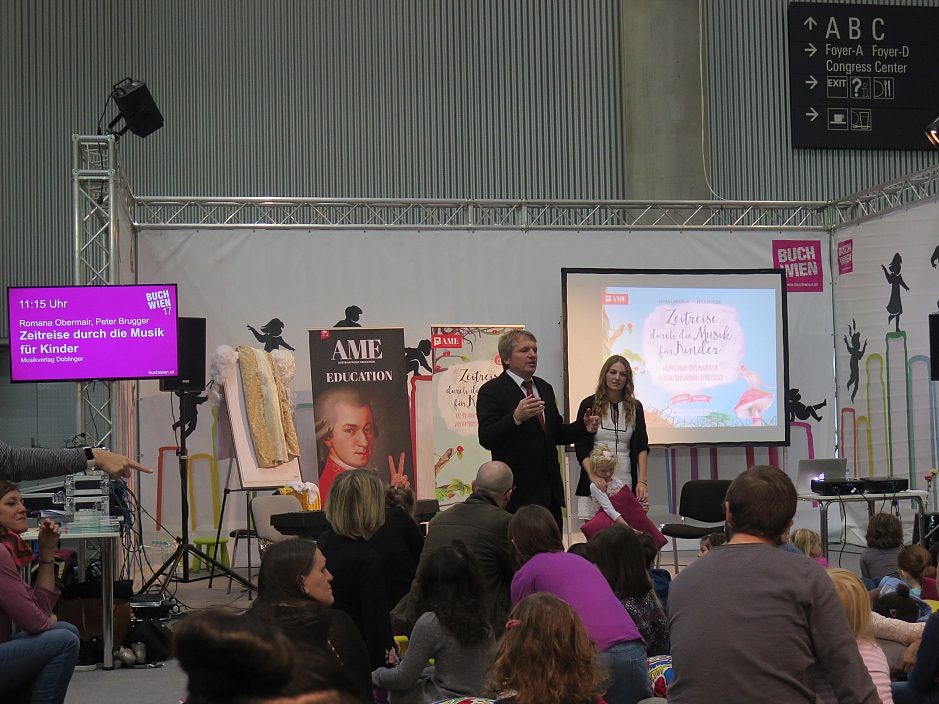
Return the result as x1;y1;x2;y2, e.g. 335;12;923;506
591;355;636;427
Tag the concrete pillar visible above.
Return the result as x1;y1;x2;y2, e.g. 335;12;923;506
622;0;710;200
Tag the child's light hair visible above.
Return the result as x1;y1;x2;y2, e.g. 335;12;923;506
791;528;821;556
589;444;616;476
827;568;872;641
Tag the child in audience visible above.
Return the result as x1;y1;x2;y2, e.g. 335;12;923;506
861;513;904;583
638;533;671;613
589;525;669;656
875;583;924;623
371;542;495;704
792;527;828;567
898;545;933;597
567;541;590;559
488;593;606;704
579;445;667;549
819;569;893;704
697;530;726;558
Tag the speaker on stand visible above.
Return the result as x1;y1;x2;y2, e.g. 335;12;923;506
142;317;253;596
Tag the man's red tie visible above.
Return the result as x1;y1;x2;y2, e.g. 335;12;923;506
522;380;546;432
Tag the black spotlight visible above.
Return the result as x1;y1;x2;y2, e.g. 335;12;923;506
927;115;939;149
106;77;164;138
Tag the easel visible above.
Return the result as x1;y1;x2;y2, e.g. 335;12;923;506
206;457;255;590
205;357;303;589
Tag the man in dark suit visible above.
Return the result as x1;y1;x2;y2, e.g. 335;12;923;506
476;329;599;530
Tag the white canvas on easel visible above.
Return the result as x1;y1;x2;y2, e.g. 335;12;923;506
220;359;302;488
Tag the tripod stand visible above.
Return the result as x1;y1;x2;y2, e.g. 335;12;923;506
140;390;255;596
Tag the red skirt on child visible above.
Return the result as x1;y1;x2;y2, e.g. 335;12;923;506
581;488;668;549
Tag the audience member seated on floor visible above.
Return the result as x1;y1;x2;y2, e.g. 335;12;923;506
667;465;879;704
874;582;928;631
775;525;804;555
174;608;361;704
894;545;936;599
638;533;671;614
372;541;495;704
368;485;424;609
317;469;398;670
876;576;933;623
392;462;515;637
814;569;894;704
488;593;607;704
508;505;652;704
792;527;828;567
861;512;904;584
892;610;939;704
0;480;79;704
588;525;669;657
696;530;726;558
567;541;590;559
250;538;372;703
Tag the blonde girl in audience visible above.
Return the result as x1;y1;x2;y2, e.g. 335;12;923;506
488;593;606;704
791;528;828;567
820;569;893;704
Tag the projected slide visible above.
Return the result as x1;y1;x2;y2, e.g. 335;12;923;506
8;284;179;383
563;269;789;446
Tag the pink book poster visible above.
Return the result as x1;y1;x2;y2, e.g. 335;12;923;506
309;328;413;500
431;325;522;508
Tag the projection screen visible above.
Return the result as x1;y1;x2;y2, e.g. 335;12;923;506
563;268;789;446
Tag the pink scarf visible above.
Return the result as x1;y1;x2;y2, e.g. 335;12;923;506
0;526;35;568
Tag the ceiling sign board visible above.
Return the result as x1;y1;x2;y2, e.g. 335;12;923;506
788;2;939;150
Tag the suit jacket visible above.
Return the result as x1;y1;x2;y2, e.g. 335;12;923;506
476;372;587;511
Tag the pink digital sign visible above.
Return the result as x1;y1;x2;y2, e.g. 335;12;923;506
8;284;179;382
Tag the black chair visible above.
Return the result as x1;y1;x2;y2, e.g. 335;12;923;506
659;479;732;572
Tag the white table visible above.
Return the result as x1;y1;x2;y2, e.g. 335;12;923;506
797;490;927;559
24;525;121;669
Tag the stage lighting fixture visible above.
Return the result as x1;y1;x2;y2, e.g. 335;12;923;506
927;115;939;149
106;77;164;138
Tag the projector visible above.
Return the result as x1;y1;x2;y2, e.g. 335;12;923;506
810;478;861;496
862;476;909;493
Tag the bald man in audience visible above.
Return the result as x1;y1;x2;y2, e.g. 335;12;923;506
391;461;515;635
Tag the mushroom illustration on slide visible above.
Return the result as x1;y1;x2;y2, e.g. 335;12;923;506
734;363;776;426
735;387;775;426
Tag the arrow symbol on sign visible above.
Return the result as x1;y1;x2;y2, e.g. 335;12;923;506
805;75;818;90
806;108;818;121
804;17;817;30
805;43;817;57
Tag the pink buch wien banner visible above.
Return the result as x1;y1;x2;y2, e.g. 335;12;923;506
430;325;522;508
773;240;824;292
838;239;854;275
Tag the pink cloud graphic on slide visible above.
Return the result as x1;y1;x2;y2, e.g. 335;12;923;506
642;303;745;393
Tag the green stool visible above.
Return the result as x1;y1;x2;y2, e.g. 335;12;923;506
191;536;230;572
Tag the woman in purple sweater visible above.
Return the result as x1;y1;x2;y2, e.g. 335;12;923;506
0;481;79;704
508;505;652;704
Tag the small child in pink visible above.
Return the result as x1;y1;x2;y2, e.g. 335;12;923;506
580;445;667;548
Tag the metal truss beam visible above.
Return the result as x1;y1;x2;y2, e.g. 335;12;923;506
133;196;832;230
72;135;133;448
